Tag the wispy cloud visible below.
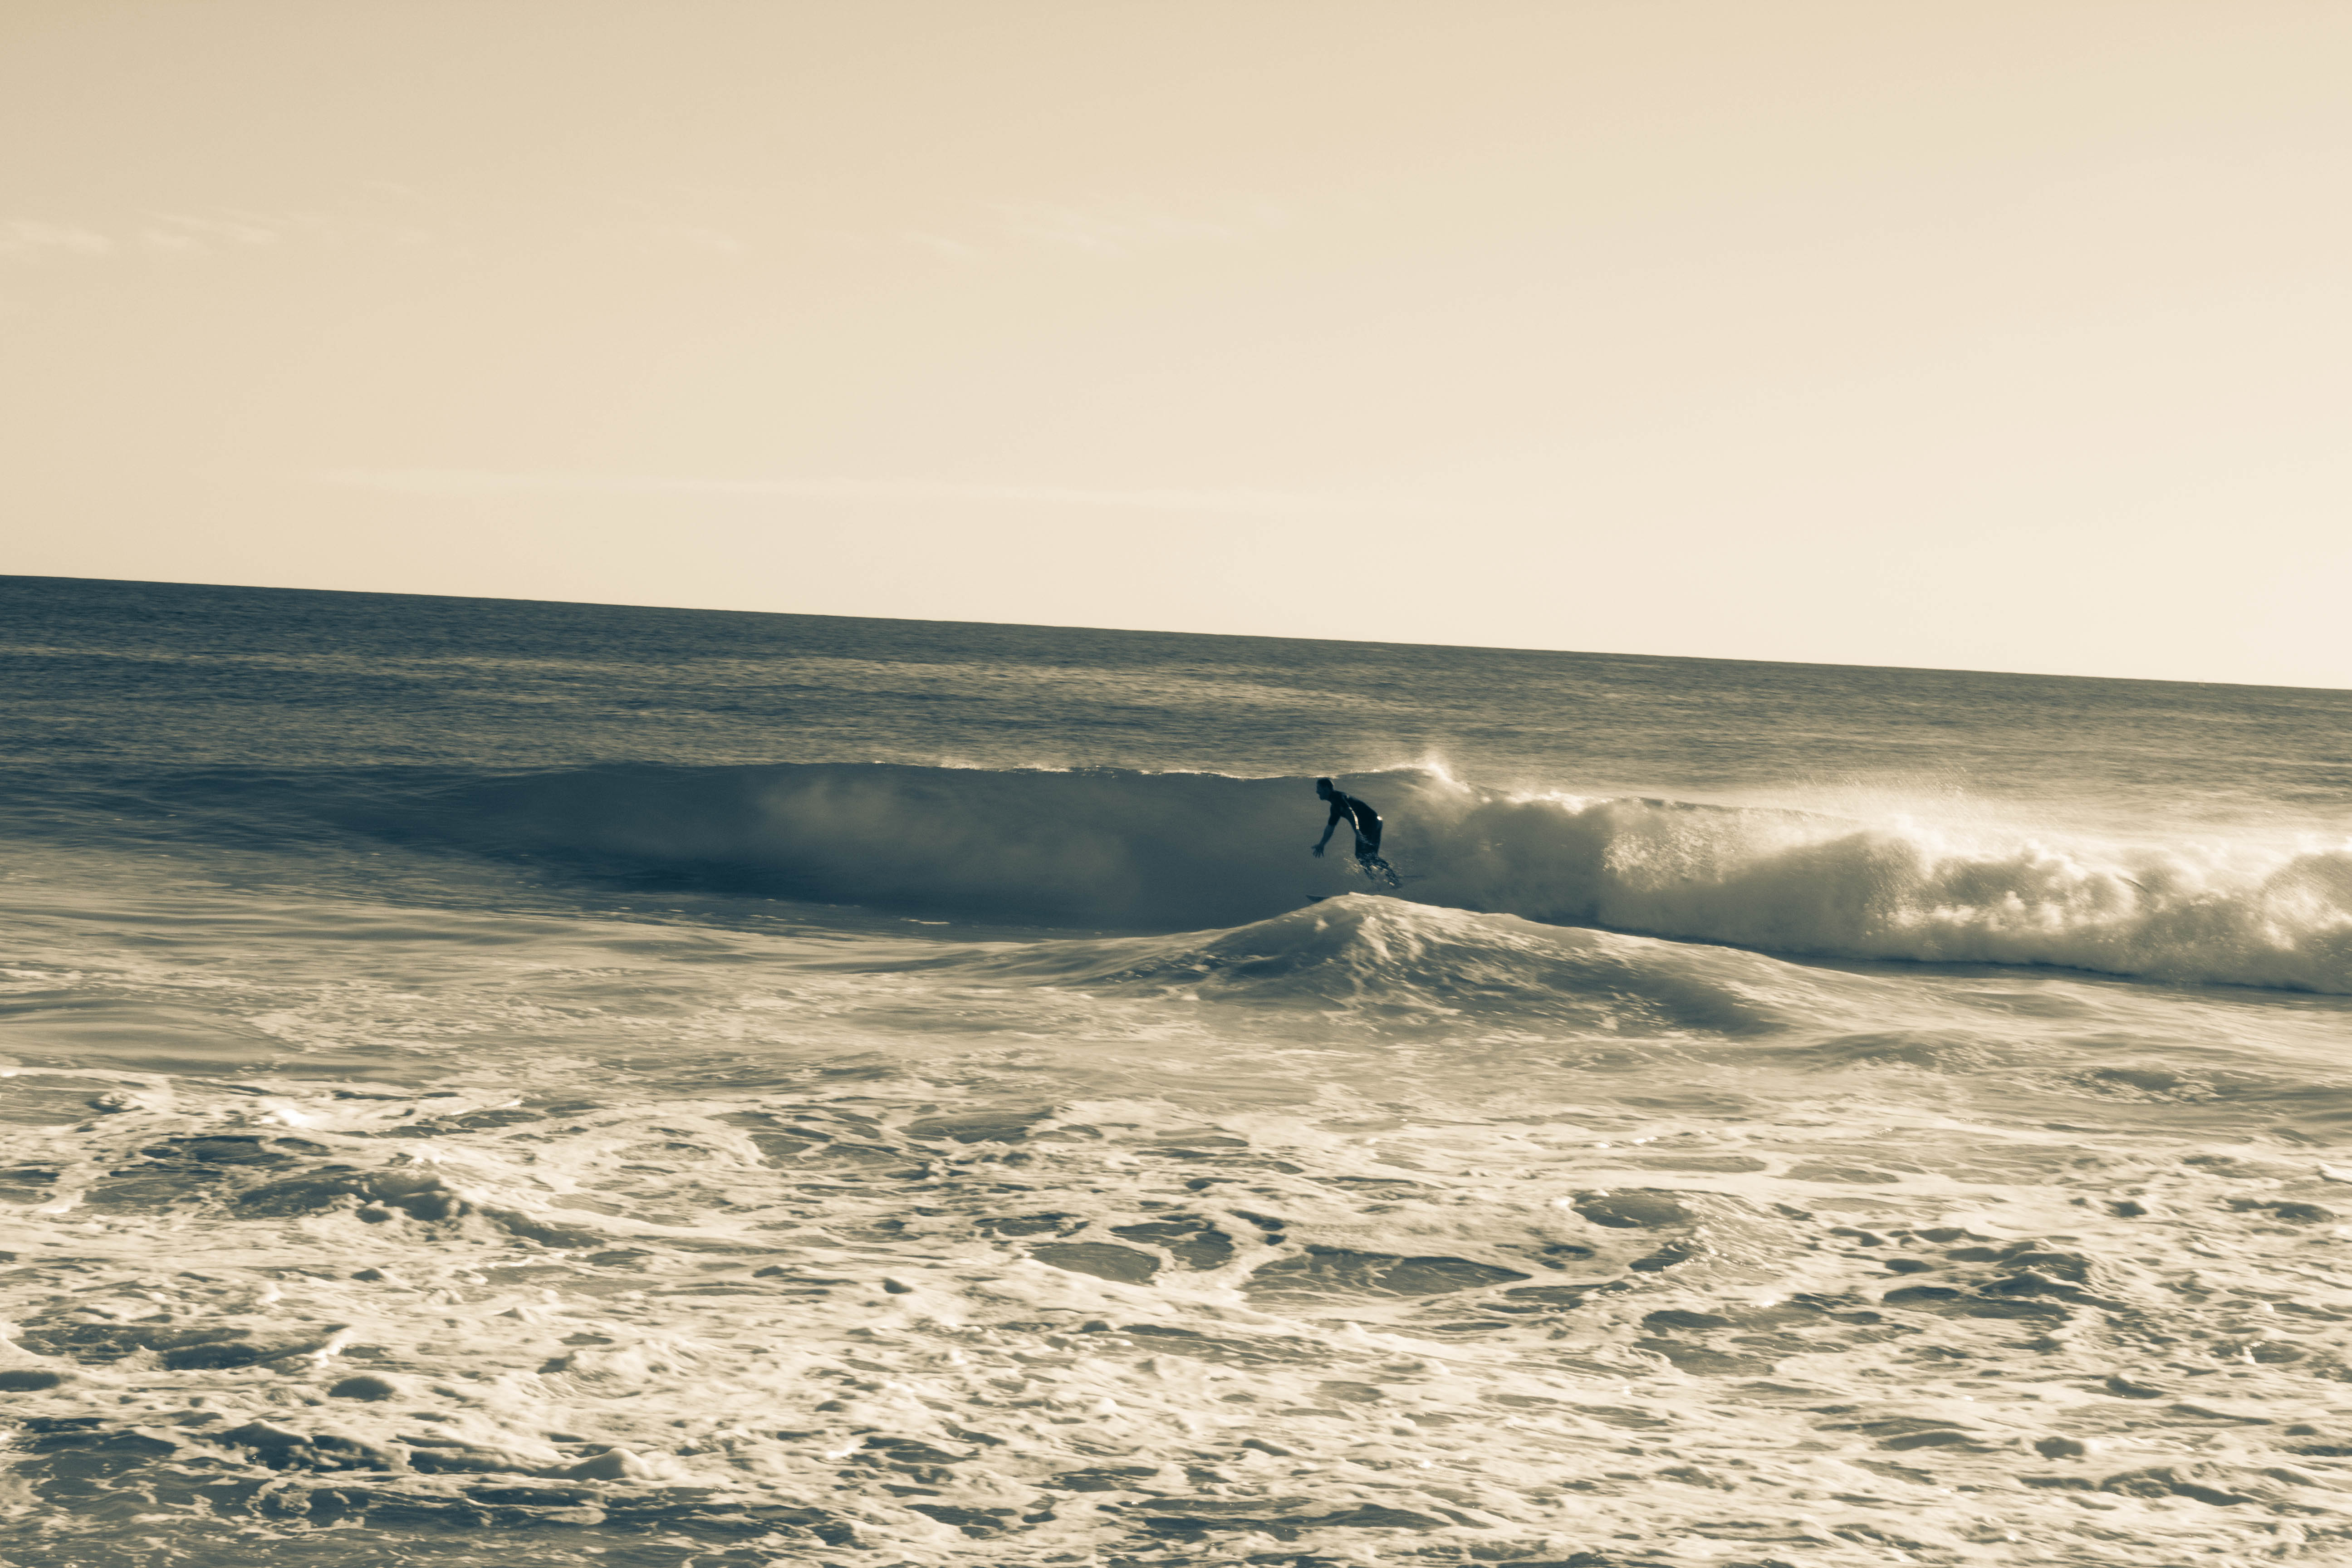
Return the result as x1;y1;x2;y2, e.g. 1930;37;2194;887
900;229;983;260
137;211;290;254
831;195;1288;264
317;468;1391;518
987;200;1251;257
0;220;114;263
1;210;312;264
637;224;747;256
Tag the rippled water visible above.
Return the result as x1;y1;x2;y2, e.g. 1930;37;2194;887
4;575;2352;1568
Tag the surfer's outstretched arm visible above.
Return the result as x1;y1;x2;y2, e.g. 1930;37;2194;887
1313;776;1348;856
1313;797;1345;857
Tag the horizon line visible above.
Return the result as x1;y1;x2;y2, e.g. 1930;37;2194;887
6;571;2341;696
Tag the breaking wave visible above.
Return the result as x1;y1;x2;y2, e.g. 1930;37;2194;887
221;761;2352;993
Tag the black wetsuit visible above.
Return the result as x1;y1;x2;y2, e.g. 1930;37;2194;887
1325;792;1382;858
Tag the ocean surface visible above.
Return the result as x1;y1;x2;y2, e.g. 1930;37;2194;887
5;573;2352;1568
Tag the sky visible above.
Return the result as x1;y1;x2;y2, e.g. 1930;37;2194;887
5;1;2350;687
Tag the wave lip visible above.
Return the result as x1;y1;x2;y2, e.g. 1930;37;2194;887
1554;804;2352;994
326;761;2352;993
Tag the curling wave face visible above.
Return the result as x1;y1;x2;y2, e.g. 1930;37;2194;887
346;762;2352;992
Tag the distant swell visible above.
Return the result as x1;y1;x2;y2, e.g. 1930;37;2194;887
366;763;2352;992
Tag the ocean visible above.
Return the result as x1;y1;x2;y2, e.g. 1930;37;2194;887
4;573;2350;1568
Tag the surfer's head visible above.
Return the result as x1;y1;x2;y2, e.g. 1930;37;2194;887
1314;777;1334;798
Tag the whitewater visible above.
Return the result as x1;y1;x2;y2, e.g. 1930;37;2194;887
4;575;2352;1568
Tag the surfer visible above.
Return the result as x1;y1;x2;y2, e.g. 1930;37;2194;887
1313;779;1399;886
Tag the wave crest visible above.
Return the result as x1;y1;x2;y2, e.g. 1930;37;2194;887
403;763;2352;991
